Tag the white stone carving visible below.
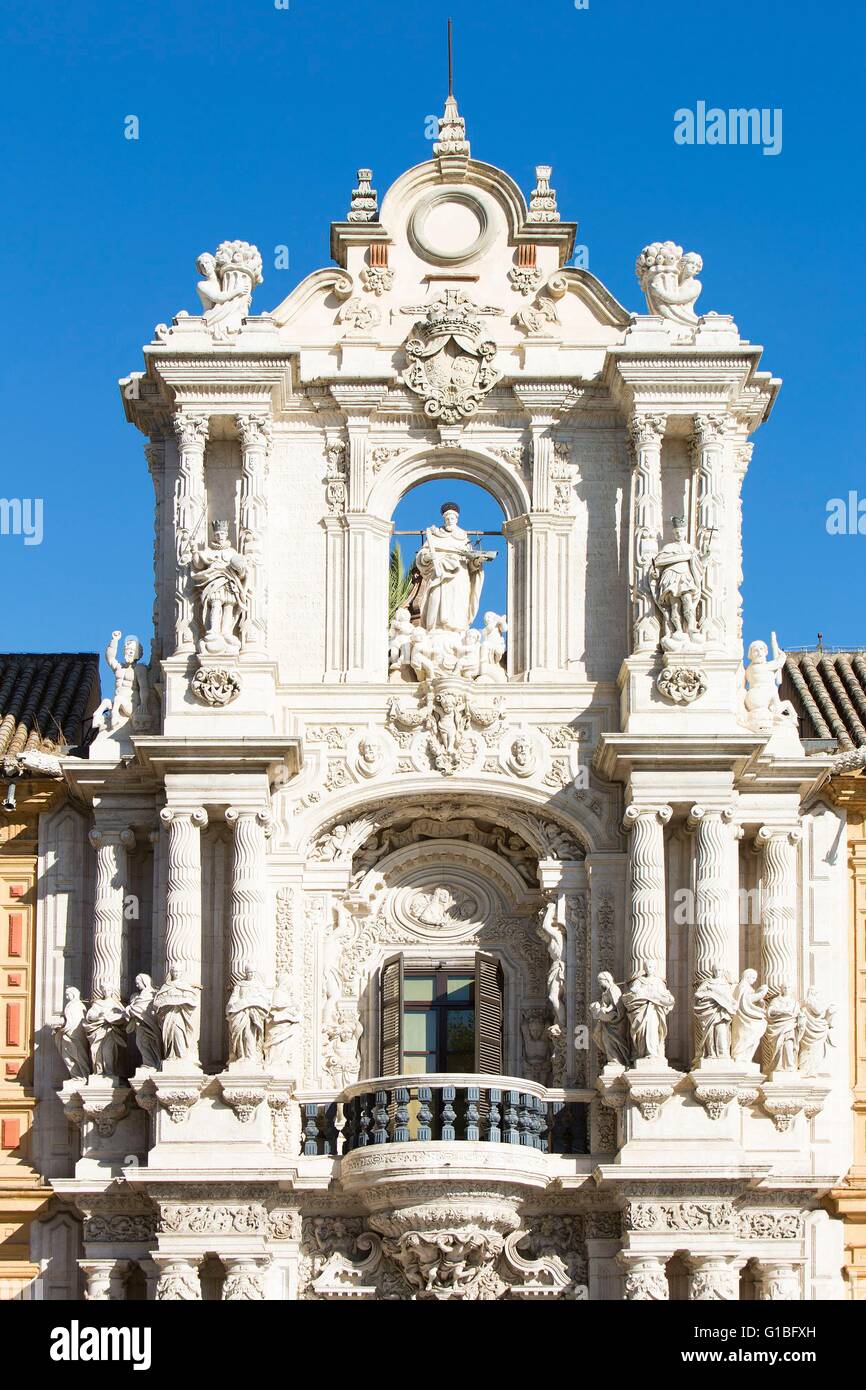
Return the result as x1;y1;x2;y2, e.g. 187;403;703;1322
400;291;502;423
693;971;737;1061
265;974;302;1072
387;682;504;776
622;969;675;1062
765;989;801;1073
153;970;200;1062
53;987;90;1080
126;974;162;1071
591;972;631;1067
194;240;262;339
797;988;835;1075
648;515;707;652
731;970;769;1064
338;295;381;336
656;663;707;703
91;631;151;734
191;520;248;656
528;165;560;223
226;967;270;1066
191;664;241;705
537;901;566;1083
359;265;394;295
323;1003;363;1089
742;633;799;736
83;998;128;1077
408;885;478;927
635;241;703;325
347;168;378;221
508;264;542;295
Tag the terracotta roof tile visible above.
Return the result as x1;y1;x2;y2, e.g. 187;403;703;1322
0;654;100;758
782;651;866;749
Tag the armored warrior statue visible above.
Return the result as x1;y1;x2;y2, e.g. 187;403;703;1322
649;516;707;650
191;520;248;655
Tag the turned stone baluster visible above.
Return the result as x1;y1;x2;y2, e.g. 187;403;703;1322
504;1090;520;1144
372;1089;390;1144
465;1086;480;1141
441;1085;457;1141
303;1103;320;1155
357;1097;372;1147
394;1087;410;1143
519;1093;534;1146
535;1096;549;1152
417;1086;433;1141
488;1089;502;1143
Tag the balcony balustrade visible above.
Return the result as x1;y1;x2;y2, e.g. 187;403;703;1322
299;1074;588;1157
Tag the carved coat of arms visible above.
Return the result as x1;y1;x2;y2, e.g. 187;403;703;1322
400;291;503;424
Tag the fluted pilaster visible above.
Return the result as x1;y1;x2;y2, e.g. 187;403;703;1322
225;808;272;986
236;412;271;654
756;826;801;997
624;804;672;977
691;414;729;648
627;412;666;653
172;412;209;653
88;827;135;1001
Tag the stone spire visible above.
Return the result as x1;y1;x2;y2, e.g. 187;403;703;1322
433;93;470;158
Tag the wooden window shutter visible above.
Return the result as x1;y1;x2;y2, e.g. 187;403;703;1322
379;953;404;1076
474;952;504;1074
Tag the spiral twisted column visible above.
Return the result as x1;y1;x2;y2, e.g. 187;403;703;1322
624;805;672;978
159;808;208;984
687;806;740;982
627;411;666;653
88;826;135;1002
756;826;801;997
225;808;273;986
691;414;730;649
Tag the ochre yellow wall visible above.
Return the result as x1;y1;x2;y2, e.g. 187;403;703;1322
0;795;53;1299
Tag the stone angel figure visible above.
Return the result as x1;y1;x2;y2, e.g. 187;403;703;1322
53;986;91;1080
226;967;271;1067
91;631;151;735
635;241;704;326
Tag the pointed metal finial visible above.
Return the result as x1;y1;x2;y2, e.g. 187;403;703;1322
448;17;454;97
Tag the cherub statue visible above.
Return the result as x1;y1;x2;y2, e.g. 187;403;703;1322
635;242;704;326
91;631;151;734
388;606;418;682
649;516;706;651
742;633;798;735
195;240;263;339
190;520;248;655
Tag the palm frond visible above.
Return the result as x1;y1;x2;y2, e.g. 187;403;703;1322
388;543;415;622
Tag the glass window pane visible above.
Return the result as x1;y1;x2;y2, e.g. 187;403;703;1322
404;976;435;1002
402;1054;434;1075
447;1053;474;1074
403;1010;435;1051
446;975;474;1002
446;1010;475;1065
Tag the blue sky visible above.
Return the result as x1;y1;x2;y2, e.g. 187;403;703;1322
2;0;864;676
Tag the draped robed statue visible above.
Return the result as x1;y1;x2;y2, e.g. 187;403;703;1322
415;502;494;635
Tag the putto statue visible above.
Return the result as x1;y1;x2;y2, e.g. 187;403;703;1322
387;503;503;685
741;633;799;736
194;240;263;340
153;970;200;1061
226;967;271;1066
191;520;248;655
53;986;91;1080
91;631;151;734
126;974;162;1071
649;516;707;651
635;241;704;326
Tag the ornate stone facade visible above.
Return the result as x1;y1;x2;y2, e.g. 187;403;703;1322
11;85;853;1305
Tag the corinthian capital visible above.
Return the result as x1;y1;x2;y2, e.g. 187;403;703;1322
692;413;731;449
627;412;667;455
173;413;209;450
236;412;273;452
